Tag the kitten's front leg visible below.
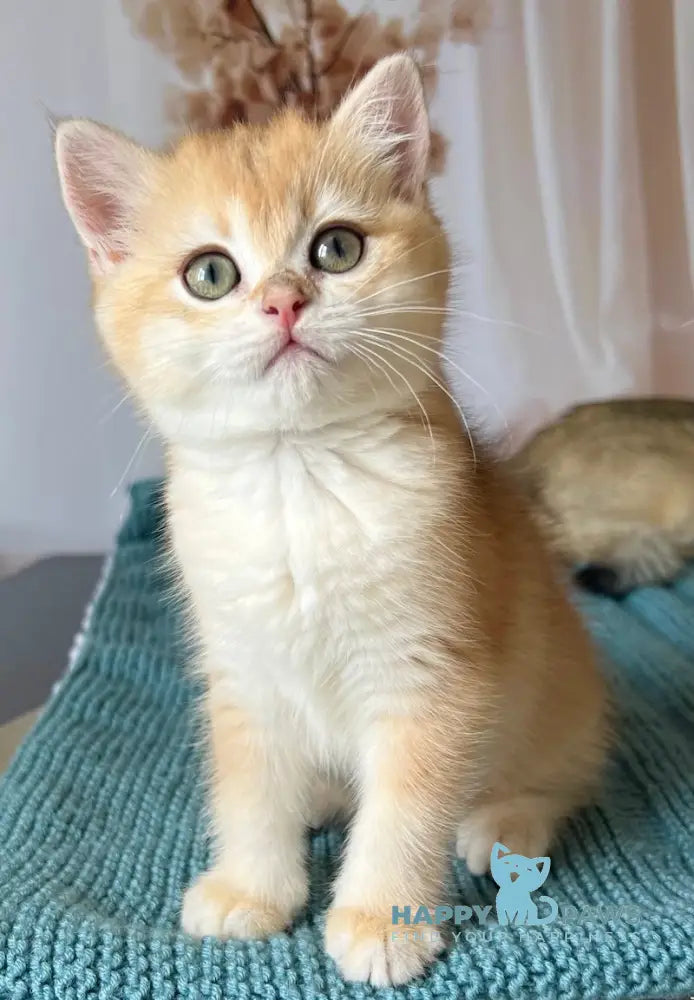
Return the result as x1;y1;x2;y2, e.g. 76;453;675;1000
326;713;462;986
182;685;309;940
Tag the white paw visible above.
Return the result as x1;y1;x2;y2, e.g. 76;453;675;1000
181;871;292;940
325;906;444;986
457;800;554;875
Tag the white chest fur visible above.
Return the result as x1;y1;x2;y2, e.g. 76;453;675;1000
167;419;447;758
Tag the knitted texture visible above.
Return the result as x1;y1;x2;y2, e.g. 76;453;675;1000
1;478;693;1000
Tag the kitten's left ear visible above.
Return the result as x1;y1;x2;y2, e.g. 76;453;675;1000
330;53;430;199
55;119;154;276
535;857;551;876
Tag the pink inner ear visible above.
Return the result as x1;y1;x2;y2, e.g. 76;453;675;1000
391;99;429;195
87;247;124;268
64;173;124;261
56;121;147;274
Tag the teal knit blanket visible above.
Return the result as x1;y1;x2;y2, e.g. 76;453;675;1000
1;479;694;1000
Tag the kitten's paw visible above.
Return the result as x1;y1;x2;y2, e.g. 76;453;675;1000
457;798;555;875
181;871;292;940
325;906;444;986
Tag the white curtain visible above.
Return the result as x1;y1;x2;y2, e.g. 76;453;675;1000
2;0;694;556
437;0;651;449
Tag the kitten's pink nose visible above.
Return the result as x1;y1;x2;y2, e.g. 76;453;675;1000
262;285;307;333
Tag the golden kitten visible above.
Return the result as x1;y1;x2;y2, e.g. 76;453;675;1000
512;397;694;595
55;55;607;986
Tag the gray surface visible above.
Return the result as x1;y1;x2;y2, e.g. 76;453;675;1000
0;555;103;723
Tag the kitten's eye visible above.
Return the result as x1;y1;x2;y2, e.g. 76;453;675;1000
310;226;363;274
183;251;239;300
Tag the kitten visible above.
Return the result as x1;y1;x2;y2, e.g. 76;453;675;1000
55;54;607;987
511;397;694;595
490;842;558;927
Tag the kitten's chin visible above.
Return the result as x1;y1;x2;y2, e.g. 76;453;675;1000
263;341;329;373
142;372;333;445
141;351;418;446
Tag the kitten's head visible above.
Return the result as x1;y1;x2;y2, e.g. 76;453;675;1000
55;55;449;445
490;842;551;891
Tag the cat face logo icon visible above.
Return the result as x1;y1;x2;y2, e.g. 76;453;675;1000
490;842;559;926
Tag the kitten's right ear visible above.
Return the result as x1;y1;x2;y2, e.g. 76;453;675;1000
492;842;511;861
55;119;153;276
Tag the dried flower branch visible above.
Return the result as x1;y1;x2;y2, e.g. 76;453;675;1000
123;0;489;172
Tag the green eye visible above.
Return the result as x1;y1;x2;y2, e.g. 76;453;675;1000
310;226;363;274
183;251;239;300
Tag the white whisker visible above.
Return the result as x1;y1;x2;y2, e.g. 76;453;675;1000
99;391;132;426
349;268;457;307
348;305;547;338
350;339;436;457
344;344;380;402
343;235;446;302
110;427;152;499
354;333;477;467
361;325;507;431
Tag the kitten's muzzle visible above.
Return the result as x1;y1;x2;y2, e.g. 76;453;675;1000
260;274;314;336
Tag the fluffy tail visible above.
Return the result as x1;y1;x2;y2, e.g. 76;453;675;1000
573;537;685;595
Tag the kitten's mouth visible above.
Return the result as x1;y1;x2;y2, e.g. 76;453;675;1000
264;336;327;373
510;872;520;882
